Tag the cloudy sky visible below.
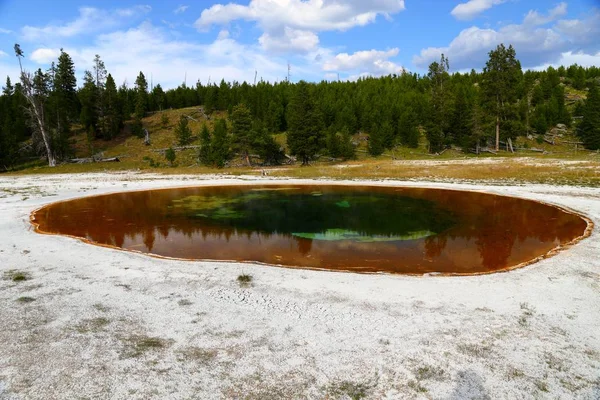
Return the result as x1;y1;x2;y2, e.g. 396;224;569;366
0;0;599;89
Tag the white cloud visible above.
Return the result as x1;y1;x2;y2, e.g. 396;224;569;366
174;5;189;14
21;5;152;41
324;48;405;76
414;6;600;70
21;22;301;89
30;48;61;64
115;5;151;17
0;50;8;57
196;0;405;31
0;28;12;34
259;27;319;53
195;0;405;53
451;0;505;21
217;29;230;40
533;51;600;71
523;2;567;26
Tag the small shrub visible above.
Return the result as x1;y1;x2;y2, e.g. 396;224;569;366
76;317;110;333
121;335;169;358
160;113;170;128
325;380;372;400
415;365;447;381
535;135;545;144
165;147;176;166
237;274;253;286
12;273;28;282
3;270;31;282
131;118;144;138
175;115;192;146
408;380;428;393
16;296;36;303
142;156;160;168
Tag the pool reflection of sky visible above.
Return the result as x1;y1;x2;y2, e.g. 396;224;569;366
33;185;588;274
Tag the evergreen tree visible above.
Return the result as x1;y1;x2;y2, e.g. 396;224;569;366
328;127;355;160
104;74;122;139
369;121;392;156
449;85;473;147
482;44;522;150
152;84;166;111
175;115;192;146
79;71;98;133
134;72;148;120
338;127;356;160
397;107;420;148
161;113;169;128
469;99;486;151
0;79;18;167
198;123;212;166
165;147;176;166
286;81;324;165
427;54;451;151
252;123;285;165
579;84;600;150
211;118;230;167
326;129;341;158
532;105;548;135
230;103;253;165
49;49;78;157
573;67;586;90
93;55;108;138
118;82;132;119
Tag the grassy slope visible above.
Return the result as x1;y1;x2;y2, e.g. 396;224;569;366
8;103;600;186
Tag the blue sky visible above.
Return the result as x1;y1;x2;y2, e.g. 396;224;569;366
1;0;599;89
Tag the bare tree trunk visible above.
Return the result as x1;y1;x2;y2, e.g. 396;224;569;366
495;115;500;152
27;96;56;167
15;47;56;167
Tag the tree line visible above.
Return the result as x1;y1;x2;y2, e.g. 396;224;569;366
1;43;599;169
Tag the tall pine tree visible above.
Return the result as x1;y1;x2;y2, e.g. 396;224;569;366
286;81;324;165
482;44;522;150
579;84;600;150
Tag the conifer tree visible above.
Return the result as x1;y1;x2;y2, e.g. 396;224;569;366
286;81;324;165
198;123;212;165
252;122;284;165
79;71;98;133
0;77;18;167
579;84;600;150
175;115;192;146
134;72;148;120
104;74;122;139
211;118;230;167
398;107;420;148
230;103;253;165
427;54;451;152
482;44;522;150
93;55;108;138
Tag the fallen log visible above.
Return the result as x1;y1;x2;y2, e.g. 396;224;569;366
67;157;120;164
152;145;202;154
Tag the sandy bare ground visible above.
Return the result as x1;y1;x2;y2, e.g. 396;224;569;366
0;172;599;400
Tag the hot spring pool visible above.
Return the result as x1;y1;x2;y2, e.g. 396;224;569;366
31;185;590;275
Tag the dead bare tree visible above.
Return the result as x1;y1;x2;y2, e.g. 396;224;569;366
14;44;56;167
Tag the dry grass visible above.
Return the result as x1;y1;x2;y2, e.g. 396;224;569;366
7;106;600;186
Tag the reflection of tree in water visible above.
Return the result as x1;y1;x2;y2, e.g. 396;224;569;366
143;228;156;252
35;186;588;272
295;237;313;256
424;235;448;259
